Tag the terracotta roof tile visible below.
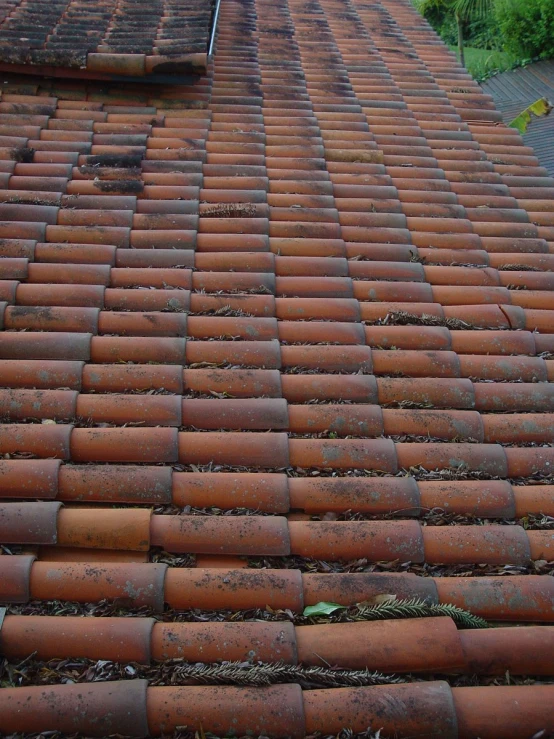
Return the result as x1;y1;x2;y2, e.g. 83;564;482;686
1;0;554;734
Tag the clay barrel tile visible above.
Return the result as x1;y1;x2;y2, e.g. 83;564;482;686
3;305;100;334
435;576;554;621
0;502;61;544
76;393;182;427
280;344;372;372
297;616;464;673
422;525;531;565
303;682;457;738
0;554;35;603
527;530;554;561
0;424;73;459
383;408;484;442
150;515;290;556
82;364;184;394
181;398;289;430
178;431;290;468
57;465;172;504
289;520;424;562
56;508;151;550
185;339;282;369
288;438;397;471
289;477;420;515
70;427;179;463
183;368;281;398
146;684;305;739
0;388;78;421
459;626;554;675
164;568;304;611
505;446;554;477
187;315;278;341
513;485;554;517
0;331;92;360
172;472;290;512
0;680;149;738
452;686;554;739
0;459;61;499
365;325;451;351
151;621;297;664
474;382;554;412
302;572;439;606
29;562;167;611
90;336;187;365
418;480;515;517
104;288;190;313
0;615;154;663
288;404;384;436
0;359;84;390
377;377;475;409
16;284;105;308
281;374;378;403
395;442;508;476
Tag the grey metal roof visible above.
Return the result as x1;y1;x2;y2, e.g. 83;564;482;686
481;59;554;176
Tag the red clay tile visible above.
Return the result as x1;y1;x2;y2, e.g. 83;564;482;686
0;389;77;421
164;568;304;611
453;686;554;739
82;364;183;394
0;423;72;459
71;427;179;463
0;615;153;663
0;681;149;738
29;562;167;610
58;465;172;504
0;357;83;392
179;431;289;468
150;515;290;556
419;480;515;517
56;508;151;551
173;472;289;513
422;526;530;565
296;616;463;672
147;684;305;739
304;682;457;737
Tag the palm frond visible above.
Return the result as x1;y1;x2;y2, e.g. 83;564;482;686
452;0;494;20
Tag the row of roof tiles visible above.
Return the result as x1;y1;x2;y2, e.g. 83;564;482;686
1;502;553;561
1;363;553;406
1;338;552;381
1;614;553;675
2;392;554;445
1;679;552;738
0;0;213;76
1;462;552;517
3;556;553;618
1;424;553;476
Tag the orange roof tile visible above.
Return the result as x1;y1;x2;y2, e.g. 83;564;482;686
0;0;554;735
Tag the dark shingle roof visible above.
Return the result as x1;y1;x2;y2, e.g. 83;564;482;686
482;59;554;176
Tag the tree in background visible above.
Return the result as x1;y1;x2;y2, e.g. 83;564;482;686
495;0;554;61
413;0;493;66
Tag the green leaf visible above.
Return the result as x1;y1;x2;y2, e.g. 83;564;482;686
303;601;346;617
509;97;552;133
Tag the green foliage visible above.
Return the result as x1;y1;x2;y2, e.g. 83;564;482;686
414;0;501;50
449;44;516;79
303;601;345;616
509;97;553;133
495;0;554;60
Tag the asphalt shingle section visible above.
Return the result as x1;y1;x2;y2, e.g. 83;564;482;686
482;59;554;176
